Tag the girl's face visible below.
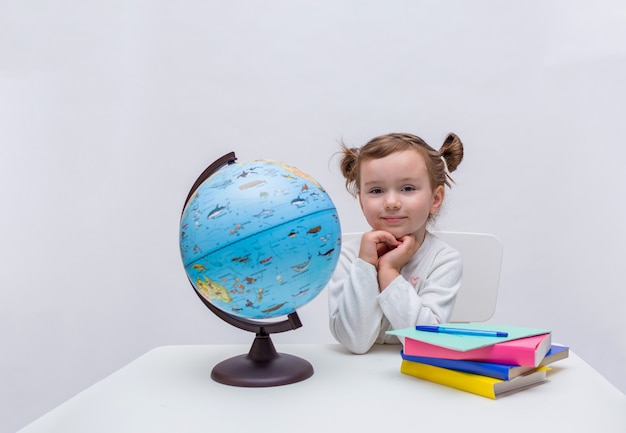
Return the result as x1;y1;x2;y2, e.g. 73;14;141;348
358;149;444;240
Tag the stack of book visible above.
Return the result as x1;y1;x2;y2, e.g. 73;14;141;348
387;323;569;399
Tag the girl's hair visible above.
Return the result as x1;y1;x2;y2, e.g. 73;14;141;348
339;132;464;197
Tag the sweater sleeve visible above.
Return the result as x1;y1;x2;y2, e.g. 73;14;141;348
327;238;384;354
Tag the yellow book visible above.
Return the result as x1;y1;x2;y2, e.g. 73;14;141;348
400;360;549;399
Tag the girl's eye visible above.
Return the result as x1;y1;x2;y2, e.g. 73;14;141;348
369;188;384;194
401;185;416;192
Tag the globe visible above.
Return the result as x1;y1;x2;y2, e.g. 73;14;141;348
179;156;342;320
178;152;342;387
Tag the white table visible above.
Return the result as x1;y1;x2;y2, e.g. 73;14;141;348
18;344;626;433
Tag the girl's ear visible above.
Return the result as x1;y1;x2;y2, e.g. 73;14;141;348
430;185;445;215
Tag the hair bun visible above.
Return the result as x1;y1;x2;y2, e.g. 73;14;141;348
439;133;464;173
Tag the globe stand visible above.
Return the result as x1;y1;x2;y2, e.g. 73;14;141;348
182;151;314;387
210;327;314;387
193;287;314;387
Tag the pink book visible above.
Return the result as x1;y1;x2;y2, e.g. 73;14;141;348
403;333;552;367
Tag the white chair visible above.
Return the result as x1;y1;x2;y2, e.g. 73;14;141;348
433;231;503;322
341;231;503;323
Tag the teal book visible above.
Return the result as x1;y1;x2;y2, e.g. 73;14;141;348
387;323;551;352
400;345;569;381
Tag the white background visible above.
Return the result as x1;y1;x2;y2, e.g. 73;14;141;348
2;1;625;431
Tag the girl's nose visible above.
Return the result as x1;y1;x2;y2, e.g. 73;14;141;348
384;193;401;209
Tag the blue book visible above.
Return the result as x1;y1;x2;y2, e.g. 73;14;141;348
400;345;569;381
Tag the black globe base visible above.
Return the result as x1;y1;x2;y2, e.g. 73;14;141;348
211;332;314;387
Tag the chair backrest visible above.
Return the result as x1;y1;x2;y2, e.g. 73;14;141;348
342;231;503;323
433;231;503;322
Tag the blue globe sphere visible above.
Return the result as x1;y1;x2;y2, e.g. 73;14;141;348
179;159;341;320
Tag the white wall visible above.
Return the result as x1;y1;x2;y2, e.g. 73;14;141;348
2;1;625;431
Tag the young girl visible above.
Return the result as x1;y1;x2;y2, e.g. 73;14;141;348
328;132;464;354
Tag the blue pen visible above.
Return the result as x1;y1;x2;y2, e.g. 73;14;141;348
415;325;508;337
